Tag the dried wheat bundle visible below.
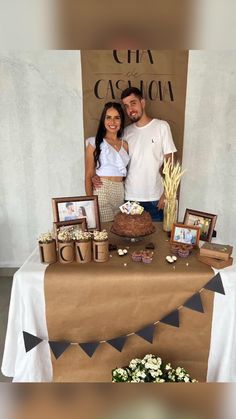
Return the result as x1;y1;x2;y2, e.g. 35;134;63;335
162;159;186;199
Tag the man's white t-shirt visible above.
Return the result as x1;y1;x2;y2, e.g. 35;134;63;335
124;118;177;201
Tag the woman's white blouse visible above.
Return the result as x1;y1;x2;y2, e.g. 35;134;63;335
86;137;130;177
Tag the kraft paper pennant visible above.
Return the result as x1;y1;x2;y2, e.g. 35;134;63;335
23;331;43;353
136;324;156;343
107;336;127;352
79;342;99;358
49;341;71;360
183;293;204;313
160;310;179;327
204;273;225;295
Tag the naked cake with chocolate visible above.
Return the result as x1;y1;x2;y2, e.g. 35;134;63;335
111;211;155;237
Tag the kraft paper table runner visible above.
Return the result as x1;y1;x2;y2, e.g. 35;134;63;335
44;223;214;382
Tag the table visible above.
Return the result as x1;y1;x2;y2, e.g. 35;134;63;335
2;223;236;382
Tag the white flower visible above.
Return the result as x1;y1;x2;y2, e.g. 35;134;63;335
145;362;158;370
73;230;92;241
129;358;141;370
93;229;108;241
38;231;54;243
57;229;72;242
112;354;197;383
154;378;165;383
150;370;160;378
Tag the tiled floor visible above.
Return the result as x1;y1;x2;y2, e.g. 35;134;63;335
0;276;13;382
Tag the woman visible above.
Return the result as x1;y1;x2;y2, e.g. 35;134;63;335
85;102;130;222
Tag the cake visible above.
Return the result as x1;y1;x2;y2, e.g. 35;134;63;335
111;211;155;237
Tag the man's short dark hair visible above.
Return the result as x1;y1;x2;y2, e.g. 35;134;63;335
66;202;73;208
121;87;143;100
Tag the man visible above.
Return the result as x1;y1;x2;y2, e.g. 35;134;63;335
64;202;78;221
184;229;193;244
120;87;177;220
93;87;177;221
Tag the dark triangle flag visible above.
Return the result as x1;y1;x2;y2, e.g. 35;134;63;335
107;336;127;352
183;293;204;313
49;341;71;360
136;324;155;344
23;331;43;353
204;273;225;295
79;342;99;358
160;310;179;327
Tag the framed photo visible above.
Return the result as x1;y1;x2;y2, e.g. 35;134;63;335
171;223;200;247
53;219;87;243
52;195;101;231
183;209;217;242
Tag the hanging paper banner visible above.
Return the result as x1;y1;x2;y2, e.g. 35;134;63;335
49;341;71;360
136;324;156;344
160;310;180;328
23;331;43;353
22;272;226;359
204;273;225;295
107;336;127;352
184;293;204;313
79;342;100;358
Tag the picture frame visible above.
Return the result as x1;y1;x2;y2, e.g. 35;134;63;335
53;218;88;244
52;195;101;231
183;209;217;242
170;223;201;247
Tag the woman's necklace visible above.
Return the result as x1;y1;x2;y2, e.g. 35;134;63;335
106;137;120;150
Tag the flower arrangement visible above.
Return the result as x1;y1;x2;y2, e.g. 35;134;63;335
57;229;73;243
38;232;54;243
112;354;197;383
93;229;108;241
72;229;92;242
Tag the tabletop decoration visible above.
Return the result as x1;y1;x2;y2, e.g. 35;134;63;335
57;229;75;264
162;159;186;232
117;248;128;256
73;230;92;263
170;243;193;258
112;354;197;382
38;232;57;264
166;255;177;264
119;201;144;215
131;250;154;263
22;272;225;364
93;230;109;262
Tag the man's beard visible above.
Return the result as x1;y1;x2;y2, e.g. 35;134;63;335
129;112;142;122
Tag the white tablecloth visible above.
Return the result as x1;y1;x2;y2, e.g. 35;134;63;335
2;248;236;382
1;249;52;382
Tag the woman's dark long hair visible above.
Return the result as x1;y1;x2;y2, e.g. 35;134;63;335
94;102;125;169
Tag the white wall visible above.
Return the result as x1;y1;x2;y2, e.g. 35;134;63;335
1;50;236;266
179;51;236;255
0;51;85;266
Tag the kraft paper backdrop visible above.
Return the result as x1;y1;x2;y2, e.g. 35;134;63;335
45;223;214;382
81;50;189;161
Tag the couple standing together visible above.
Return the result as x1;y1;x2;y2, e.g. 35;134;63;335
85;87;177;222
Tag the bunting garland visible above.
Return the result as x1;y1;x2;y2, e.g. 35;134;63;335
204;272;225;295
49;341;71;359
22;272;225;359
160;310;179;327
183;293;204;313
23;331;43;352
107;336;127;352
136;324;156;344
